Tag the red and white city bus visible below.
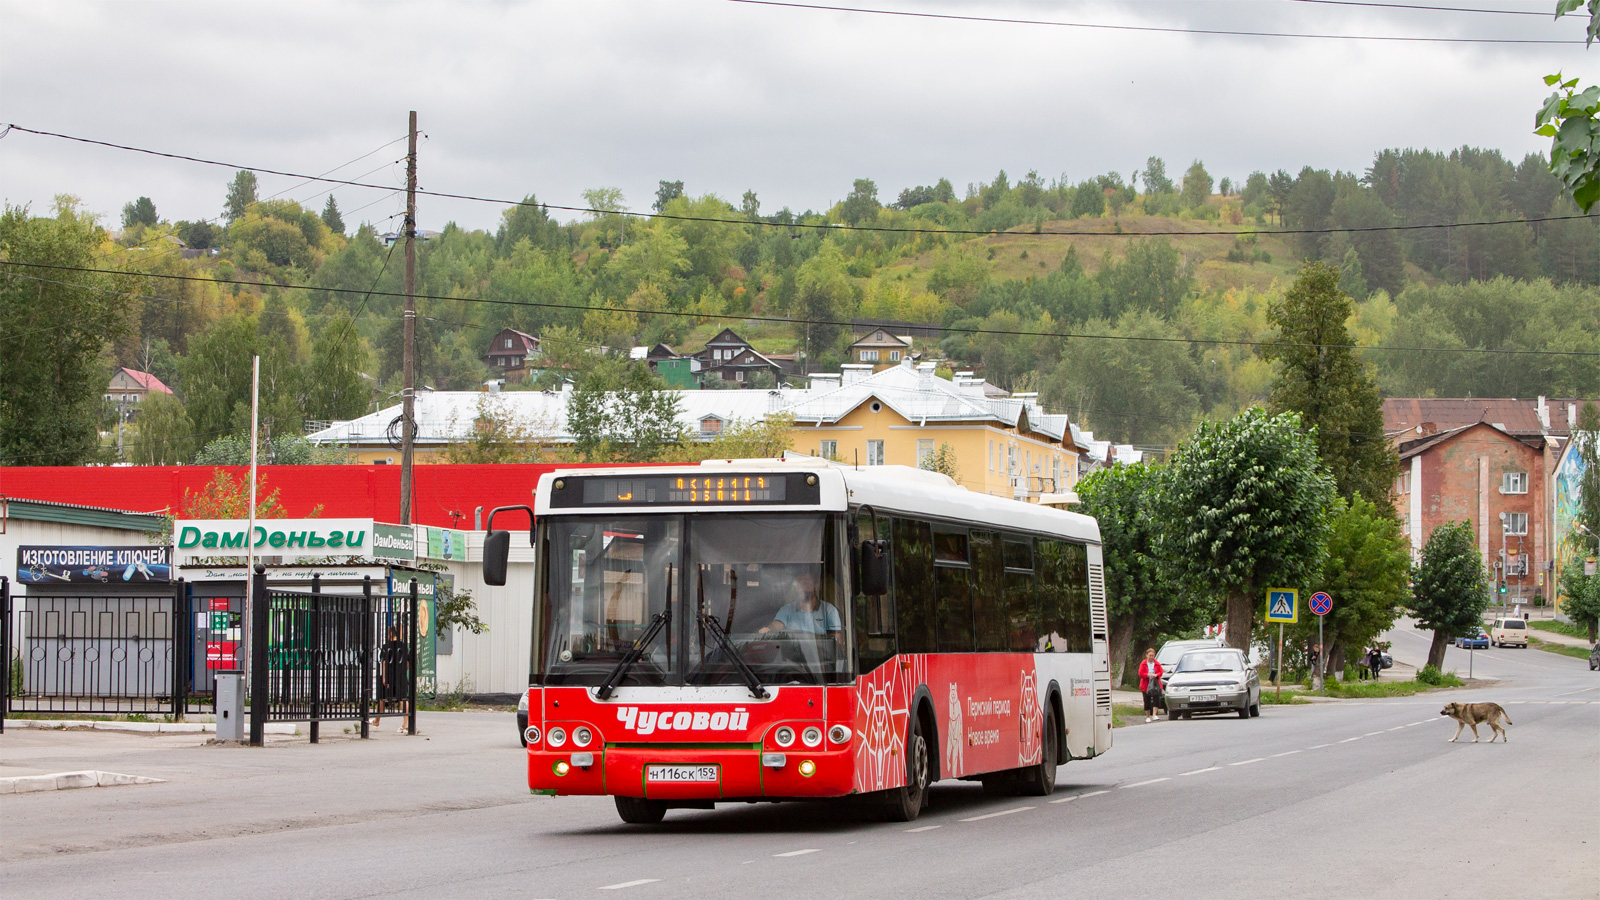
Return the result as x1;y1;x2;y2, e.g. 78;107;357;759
481;458;1112;824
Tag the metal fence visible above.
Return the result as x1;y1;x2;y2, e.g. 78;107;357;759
1;577;201;726
248;571;418;745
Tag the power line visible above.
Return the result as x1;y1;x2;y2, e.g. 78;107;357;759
1285;0;1550;16
721;0;1585;43
7;123;1596;238
4;258;1594;359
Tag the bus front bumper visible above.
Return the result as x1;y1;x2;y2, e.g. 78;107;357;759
528;746;856;799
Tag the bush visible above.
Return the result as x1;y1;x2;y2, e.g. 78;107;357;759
1417;664;1445;685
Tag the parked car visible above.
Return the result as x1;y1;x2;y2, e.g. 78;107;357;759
1490;617;1529;648
1456;627;1489;650
1164;648;1261;720
1589;644;1599;671
1155;638;1225;688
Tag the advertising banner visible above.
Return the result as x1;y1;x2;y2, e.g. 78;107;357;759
173;519;375;561
390;571;438;690
423;527;468;561
373;523;416;562
16;546;172;584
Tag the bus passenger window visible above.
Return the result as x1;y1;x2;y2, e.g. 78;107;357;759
893;518;935;654
935;566;974;653
854;513;896;674
970;531;1007;652
1003;537;1035;652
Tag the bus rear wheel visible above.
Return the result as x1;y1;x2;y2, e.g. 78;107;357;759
614;796;667;825
1018;704;1058;797
881;717;930;822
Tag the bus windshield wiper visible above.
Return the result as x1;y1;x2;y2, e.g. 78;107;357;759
596;608;671;701
698;610;769;700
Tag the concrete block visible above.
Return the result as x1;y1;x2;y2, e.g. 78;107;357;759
53;771;98;790
12;775;59;793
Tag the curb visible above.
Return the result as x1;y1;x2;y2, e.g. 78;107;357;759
0;770;166;794
3;719;298;735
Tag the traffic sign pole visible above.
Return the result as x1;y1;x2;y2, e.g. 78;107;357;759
1308;592;1332;694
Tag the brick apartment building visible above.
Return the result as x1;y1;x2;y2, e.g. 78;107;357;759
1386;397;1588;605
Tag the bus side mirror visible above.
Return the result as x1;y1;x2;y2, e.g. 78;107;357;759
859;539;889;596
483;530;511;586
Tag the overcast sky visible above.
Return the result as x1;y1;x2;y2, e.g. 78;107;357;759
1;0;1593;234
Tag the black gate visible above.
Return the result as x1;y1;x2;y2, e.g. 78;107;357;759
248;571;418;745
1;576;205;726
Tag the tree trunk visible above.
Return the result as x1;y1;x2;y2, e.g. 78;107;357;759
1426;630;1450;670
1225;590;1253;653
1109;616;1136;688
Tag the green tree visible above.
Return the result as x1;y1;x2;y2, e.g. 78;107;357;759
794;242;854;352
1536;0;1600;211
1044;310;1199;447
654;180;684;213
0;205;129;465
1336;247;1368;300
1077;462;1203;685
1181;160;1213;210
1287;496;1411;680
741;190;761;220
567;359;685;461
320;195;345;235
841;178;881;226
1411;520;1490;669
130;392;195;465
1159;407;1337;654
224;170;258;223
1070;180;1103;218
1262;261;1398;506
1558;553;1600;641
917;442;960;479
181;313;259;443
1267;169;1294;224
1139;157;1174;195
304;318;371;421
121;196;158;229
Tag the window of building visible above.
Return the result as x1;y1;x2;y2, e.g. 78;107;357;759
917;439;934;467
1502;512;1528;535
988;440;994;472
867;440;885;466
735;370;745;382
504;337;513;349
860;350;879;362
1501;472;1527;494
1395;473;1410;495
700;417;723;434
819;439;837;460
889;350;900;362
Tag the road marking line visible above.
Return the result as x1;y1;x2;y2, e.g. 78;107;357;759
1364;731;1385;736
1120;778;1170;789
1079;790;1111;798
773;849;821;857
905;825;941;833
1229;758;1266;766
960;806;1035;822
1308;743;1332;749
1338;736;1363;743
1387;726;1406;732
1179;766;1220;776
1530;701;1548;704
1270;750;1301;758
1556;686;1598;696
1049;795;1077;804
600;879;661;890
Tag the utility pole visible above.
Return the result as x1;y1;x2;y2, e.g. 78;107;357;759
400;110;418;526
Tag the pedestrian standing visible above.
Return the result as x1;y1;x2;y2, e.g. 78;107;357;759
374;625;410;733
1366;645;1384;681
1138;649;1164;723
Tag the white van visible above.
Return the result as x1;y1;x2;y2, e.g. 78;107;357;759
1490;617;1528;648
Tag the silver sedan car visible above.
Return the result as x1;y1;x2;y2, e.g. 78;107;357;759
1164;648;1260;719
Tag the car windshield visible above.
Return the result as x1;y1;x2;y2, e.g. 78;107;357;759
1176;651;1243;673
535;513;851;687
1158;643;1213;668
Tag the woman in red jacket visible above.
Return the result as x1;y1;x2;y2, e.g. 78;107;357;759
1138;648;1164;723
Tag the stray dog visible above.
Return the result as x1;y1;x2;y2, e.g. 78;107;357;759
1440;701;1513;743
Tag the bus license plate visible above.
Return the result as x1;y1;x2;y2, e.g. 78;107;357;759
646;765;719;783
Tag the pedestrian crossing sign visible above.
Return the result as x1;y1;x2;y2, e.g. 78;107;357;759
1266;588;1298;623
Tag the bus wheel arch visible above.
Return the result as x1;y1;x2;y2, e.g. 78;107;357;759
1044;681;1068;766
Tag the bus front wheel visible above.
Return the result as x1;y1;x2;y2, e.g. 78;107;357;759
880;716;930;822
615;796;667;825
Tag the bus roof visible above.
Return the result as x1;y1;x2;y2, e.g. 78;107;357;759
534;457;1099;545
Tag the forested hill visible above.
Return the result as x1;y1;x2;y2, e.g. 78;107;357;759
4;145;1597;466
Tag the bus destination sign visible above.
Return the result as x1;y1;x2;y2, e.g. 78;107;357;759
552;473;818;508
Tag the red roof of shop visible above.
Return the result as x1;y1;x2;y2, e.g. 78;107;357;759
0;464;626;527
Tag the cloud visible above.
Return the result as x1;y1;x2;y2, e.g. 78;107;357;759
1;0;1589;232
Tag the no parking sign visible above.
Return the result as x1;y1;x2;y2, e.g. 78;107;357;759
1310;591;1333;616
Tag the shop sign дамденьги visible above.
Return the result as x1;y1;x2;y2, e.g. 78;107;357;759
172;519;376;562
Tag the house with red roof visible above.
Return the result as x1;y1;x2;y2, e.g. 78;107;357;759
105;367;173;411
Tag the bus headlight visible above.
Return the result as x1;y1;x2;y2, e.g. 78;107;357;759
547;727;567;748
774;726;795;747
572;727;593;747
801;726;822;748
797;760;816;777
523;726;541;745
553;760;570;776
828;724;852;745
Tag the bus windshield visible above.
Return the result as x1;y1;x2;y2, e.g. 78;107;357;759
537;513;852;687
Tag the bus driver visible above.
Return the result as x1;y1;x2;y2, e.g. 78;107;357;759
757;570;842;644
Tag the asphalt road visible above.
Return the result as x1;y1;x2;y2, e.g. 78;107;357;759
4;620;1595;900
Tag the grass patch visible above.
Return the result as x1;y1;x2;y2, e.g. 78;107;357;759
1258;689;1311;705
2;711;176;723
1111;703;1145;727
1529;620;1592;640
1530;637;1593;660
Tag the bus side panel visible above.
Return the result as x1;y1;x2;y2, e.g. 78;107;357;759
1033;653;1098;759
852;654;927;793
923;654;1046;780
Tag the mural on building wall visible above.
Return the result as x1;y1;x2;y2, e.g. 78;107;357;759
1553;436;1591;609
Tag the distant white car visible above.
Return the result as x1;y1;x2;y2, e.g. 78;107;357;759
1155;638;1225;688
1164;648;1261;720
